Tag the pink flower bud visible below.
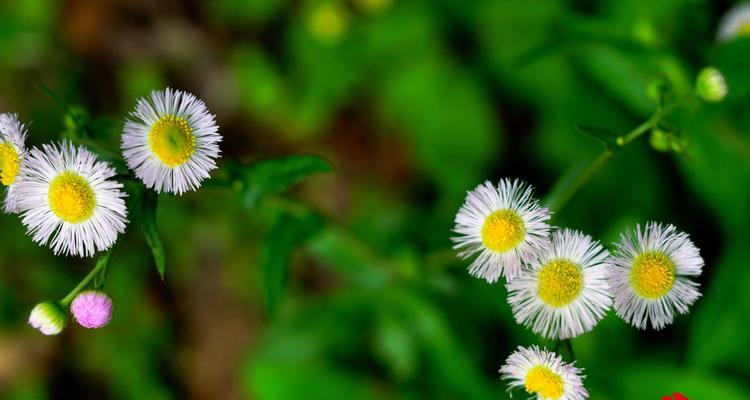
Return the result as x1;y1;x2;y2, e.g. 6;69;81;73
70;291;113;329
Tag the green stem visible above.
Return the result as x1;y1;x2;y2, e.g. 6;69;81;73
547;94;692;213
59;250;113;306
38;84;94;140
546;150;612;213
617;96;689;146
562;339;575;359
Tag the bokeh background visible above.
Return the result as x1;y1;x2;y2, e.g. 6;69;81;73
1;0;750;398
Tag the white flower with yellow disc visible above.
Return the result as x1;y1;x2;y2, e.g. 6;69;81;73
0;113;28;213
14;141;128;257
717;2;750;42
453;179;551;282
122;88;221;195
507;228;612;339
500;345;588;400
608;222;703;330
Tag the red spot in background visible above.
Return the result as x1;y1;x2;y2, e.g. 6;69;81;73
662;393;688;400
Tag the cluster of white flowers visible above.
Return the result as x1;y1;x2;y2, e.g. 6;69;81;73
1;88;221;258
453;179;704;336
453;179;704;399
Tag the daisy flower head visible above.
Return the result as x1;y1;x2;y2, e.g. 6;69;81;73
0;113;28;213
500;345;588;400
14;141;128;257
453;179;551;282
608;222;703;330
507;228;612;340
122;88;221;195
717;2;750;42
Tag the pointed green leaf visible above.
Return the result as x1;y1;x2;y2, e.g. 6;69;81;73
236;155;332;209
576;125;622;151
260;209;324;317
139;190;166;280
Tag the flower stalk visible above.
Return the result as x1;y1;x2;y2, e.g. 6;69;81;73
546;94;693;213
60;249;113;307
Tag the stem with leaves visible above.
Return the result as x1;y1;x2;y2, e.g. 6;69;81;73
543;93;693;358
545;94;693;213
59;249;113;307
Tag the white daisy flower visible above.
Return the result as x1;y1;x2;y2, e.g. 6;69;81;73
14;141;128;257
500;345;588;400
608;222;703;330
452;179;551;282
507;228;612;340
717;2;750;42
0;113;28;213
122;88;221;195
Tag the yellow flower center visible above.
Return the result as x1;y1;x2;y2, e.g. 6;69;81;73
48;171;96;223
538;259;584;307
149;115;196;167
480;209;525;252
0;142;20;186
630;251;675;299
525;365;564;399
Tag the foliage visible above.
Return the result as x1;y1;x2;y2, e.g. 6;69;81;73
0;0;749;399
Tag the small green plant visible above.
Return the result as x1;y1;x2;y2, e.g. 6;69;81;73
0;87;331;334
452;66;726;398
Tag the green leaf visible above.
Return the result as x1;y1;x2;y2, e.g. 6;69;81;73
373;312;416;380
688;237;750;373
306;227;394;288
237;155;332;209
377;57;499;206
576;125;622;151
139;190;166;280
247;361;379;400
260;209;324;317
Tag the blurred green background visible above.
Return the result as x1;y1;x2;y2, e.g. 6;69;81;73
1;0;750;398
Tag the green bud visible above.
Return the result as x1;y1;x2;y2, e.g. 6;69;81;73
646;76;670;104
649;128;672;152
696;67;728;103
649;126;688;155
670;137;688;154
28;302;67;335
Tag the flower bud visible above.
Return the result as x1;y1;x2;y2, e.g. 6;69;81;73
646;76;670;104
696;67;728;103
28;302;66;335
649;128;672;152
70;290;113;329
